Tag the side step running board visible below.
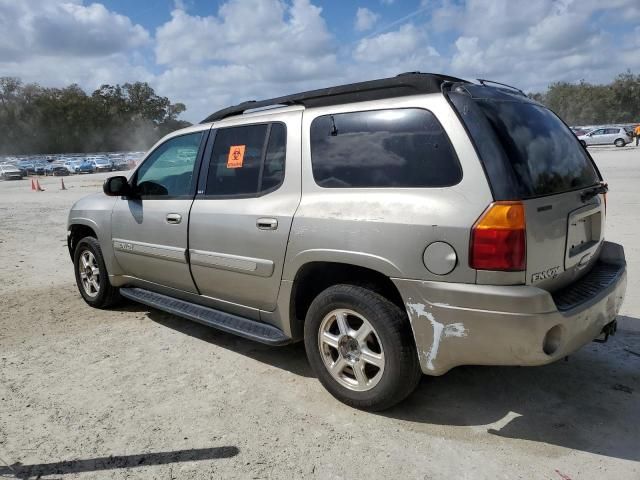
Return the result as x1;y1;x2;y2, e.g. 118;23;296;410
120;287;291;346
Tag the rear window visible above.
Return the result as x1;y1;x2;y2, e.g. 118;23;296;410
310;108;461;188
475;100;599;197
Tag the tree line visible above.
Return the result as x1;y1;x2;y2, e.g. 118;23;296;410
2;72;638;155
0;78;191;155
530;72;640;126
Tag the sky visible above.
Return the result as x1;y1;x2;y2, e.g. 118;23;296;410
1;0;639;122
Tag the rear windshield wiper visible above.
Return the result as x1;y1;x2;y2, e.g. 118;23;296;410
581;182;608;203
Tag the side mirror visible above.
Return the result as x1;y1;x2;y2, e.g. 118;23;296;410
103;176;132;197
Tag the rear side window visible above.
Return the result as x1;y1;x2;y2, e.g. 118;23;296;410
475;100;599;197
205;123;286;196
310;108;461;188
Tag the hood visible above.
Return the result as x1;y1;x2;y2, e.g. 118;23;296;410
68;192;117;220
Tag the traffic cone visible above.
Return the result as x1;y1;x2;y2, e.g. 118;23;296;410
36;179;45;191
61;178;67;190
31;178;36;191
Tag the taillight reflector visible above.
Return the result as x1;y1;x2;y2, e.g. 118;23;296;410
470;201;526;271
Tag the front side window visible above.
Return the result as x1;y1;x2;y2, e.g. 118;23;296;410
310;108;461;188
135;132;203;197
205;123;286;196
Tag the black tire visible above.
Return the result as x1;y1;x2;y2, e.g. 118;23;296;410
614;138;626;147
304;284;421;411
73;236;120;308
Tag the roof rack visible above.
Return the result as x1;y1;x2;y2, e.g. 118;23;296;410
201;72;470;123
476;79;526;97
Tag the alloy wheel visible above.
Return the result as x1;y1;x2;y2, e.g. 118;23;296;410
318;309;385;392
78;249;100;298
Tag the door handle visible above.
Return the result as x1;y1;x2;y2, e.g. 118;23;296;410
256;218;278;230
166;213;182;224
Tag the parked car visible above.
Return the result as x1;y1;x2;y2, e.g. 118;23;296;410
0;163;24;180
76;161;96;174
44;162;70;176
18;161;35;175
91;158;113;172
33;161;47;175
64;159;83;174
111;159;131;171
572;128;591;137
67;73;626;411
578;127;632;147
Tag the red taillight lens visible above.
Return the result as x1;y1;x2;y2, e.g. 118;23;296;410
470;201;526;271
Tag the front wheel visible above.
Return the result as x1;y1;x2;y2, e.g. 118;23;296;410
73;236;120;308
614;138;626;147
304;284;421;411
580;140;587;148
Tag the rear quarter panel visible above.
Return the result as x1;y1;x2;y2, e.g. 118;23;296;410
283;94;493;283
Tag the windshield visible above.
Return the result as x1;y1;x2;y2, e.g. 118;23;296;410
476;100;599;197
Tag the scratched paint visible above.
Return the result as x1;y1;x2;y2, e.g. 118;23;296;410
406;302;468;371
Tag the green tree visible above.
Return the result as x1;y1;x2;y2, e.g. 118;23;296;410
0;78;191;155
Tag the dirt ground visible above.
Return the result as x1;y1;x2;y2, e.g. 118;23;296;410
1;147;639;479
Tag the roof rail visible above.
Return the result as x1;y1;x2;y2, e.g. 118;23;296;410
201;72;470;123
476;79;526;97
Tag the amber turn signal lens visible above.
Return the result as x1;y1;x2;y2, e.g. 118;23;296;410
470;201;526;271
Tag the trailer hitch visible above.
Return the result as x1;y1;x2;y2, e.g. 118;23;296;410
593;320;617;343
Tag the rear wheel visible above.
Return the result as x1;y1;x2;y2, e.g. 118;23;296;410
614;138;626;147
304;284;421;411
73;236;120;308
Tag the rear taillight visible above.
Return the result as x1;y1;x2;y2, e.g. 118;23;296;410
470;201;526;271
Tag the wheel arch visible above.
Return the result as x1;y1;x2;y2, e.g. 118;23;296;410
68;220;99;259
287;260;406;339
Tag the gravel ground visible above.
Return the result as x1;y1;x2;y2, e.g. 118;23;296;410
1;147;639;479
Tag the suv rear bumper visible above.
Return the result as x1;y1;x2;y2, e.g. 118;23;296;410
393;241;626;375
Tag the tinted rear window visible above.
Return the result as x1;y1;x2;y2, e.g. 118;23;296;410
310;108;461;188
475;100;599;197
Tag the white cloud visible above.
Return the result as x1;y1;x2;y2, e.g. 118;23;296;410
154;0;340;119
355;7;380;32
0;0;149;60
433;0;640;92
0;0;151;92
2;0;639;123
355;24;424;63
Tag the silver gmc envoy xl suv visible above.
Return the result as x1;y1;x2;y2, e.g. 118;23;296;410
68;73;626;411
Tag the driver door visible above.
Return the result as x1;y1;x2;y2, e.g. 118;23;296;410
588;129;606;145
111;130;208;293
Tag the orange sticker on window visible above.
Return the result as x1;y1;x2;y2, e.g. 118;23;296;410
227;145;246;168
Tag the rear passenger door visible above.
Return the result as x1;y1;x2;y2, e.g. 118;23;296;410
604;128;619;144
188;111;302;312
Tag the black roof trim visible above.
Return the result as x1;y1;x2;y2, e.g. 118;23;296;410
201;72;470;123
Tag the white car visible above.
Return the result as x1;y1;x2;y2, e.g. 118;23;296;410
578;127;632;147
0;163;24;180
64;159;83;174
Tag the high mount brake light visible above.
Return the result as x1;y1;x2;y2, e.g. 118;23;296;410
470;201;526;271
